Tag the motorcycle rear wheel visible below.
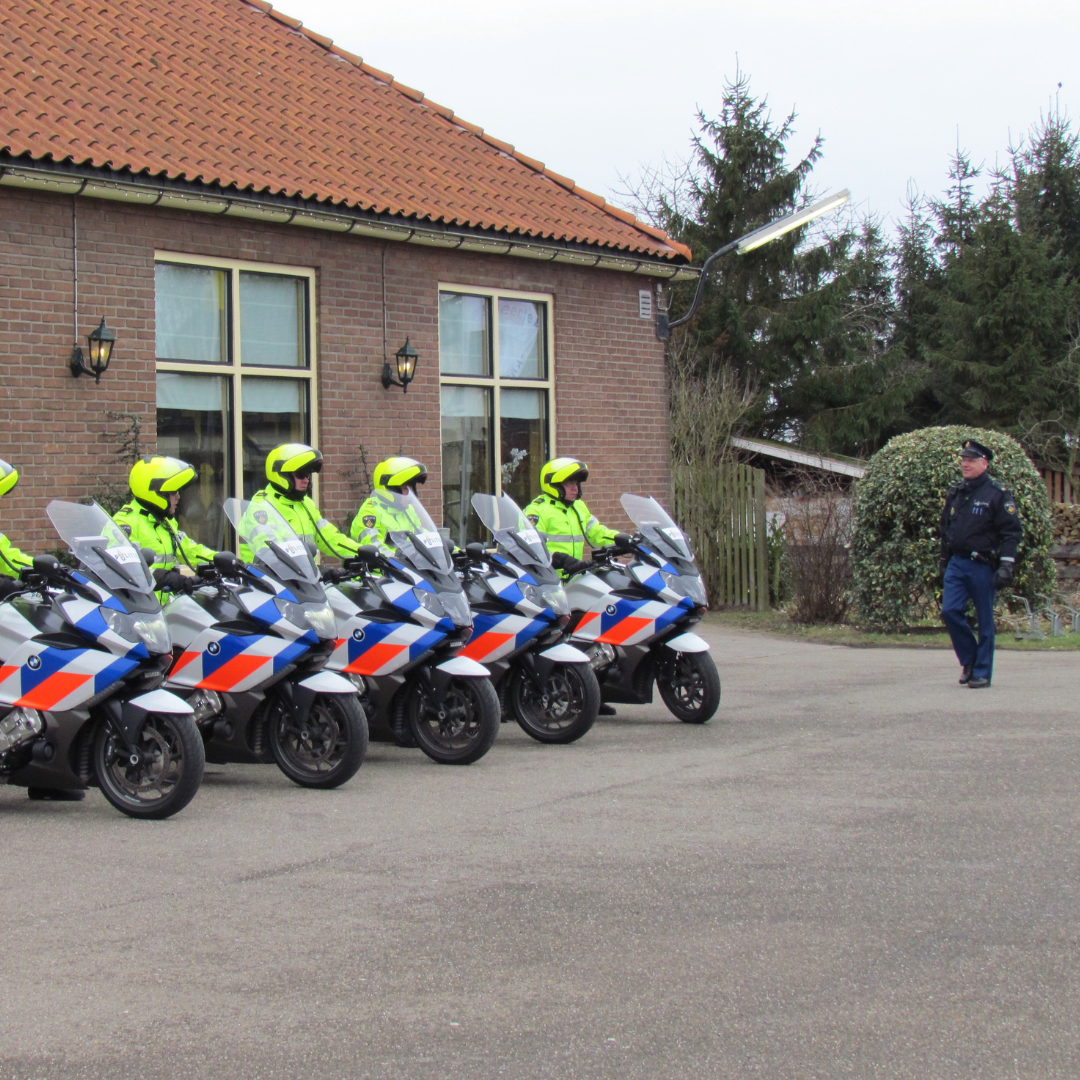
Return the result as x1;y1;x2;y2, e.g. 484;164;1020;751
400;676;500;765
507;662;599;744
655;650;721;724
93;713;205;820
269;692;368;789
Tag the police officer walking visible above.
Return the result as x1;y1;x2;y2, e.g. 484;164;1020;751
939;440;1023;688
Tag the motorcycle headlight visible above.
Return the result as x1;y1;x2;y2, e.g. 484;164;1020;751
521;581;570;616
436;590;473;629
274;598;338;639
659;569;707;606
103;609;172;655
413;588;447;619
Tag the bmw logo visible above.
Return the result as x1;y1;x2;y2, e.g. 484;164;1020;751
351;628;365;642
27;655;41;670
605;604;618;616
207;641;221;656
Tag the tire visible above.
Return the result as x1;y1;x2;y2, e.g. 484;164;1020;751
655;650;721;724
268;692;368;789
508;662;599;744
93;713;206;820
401;676;500;765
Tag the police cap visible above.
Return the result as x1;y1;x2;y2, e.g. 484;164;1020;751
960;439;993;462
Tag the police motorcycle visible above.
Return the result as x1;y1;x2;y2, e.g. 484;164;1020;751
456;492;599;744
159;497;367;789
320;490;499;766
0;500;203;818
564;494;720;724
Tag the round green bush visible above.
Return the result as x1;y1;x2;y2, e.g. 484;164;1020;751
851;425;1055;629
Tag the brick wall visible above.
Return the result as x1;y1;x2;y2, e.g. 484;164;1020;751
0;186;670;551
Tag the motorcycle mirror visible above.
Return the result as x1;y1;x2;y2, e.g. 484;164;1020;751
356;545;381;563
612;533;635;552
303;538;319;559
213;550;240;574
32;553;60;576
140;548;156;568
465;542;487;561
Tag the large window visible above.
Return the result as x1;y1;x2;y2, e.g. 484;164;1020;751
155;255;316;549
439;287;554;546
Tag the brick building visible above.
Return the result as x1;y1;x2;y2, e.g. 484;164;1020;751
0;0;692;554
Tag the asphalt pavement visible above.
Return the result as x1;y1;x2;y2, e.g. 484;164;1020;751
1;626;1078;1080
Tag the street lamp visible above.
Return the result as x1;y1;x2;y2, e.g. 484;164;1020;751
655;189;850;340
382;337;419;393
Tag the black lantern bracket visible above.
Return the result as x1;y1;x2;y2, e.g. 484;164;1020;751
70;317;117;383
382;337;419;393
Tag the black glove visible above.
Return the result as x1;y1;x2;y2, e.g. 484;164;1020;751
320;566;344;584
551;552;591;576
153;568;190;593
993;561;1015;589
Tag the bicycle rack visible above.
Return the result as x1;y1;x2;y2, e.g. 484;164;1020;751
1009;594;1045;639
1054;592;1080;634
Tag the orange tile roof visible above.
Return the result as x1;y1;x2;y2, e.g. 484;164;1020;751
0;0;690;262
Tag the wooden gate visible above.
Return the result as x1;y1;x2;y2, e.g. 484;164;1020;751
673;461;769;611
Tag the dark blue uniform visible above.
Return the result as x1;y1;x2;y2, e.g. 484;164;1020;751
939;472;1022;682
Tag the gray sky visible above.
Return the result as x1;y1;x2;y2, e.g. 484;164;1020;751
293;0;1077;234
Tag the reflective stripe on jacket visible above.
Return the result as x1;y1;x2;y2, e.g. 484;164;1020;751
522;494;616;563
250;488;360;560
112;502;217;572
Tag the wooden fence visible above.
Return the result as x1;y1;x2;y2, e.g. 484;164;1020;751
673;461;769;610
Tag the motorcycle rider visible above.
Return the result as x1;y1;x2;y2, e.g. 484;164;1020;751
349;456;428;555
0;458;34;600
524;457;617;579
113;456;217;594
251;443;361;559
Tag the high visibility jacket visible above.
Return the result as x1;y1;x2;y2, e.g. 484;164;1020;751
523;494;616;564
249;488;360;560
0;532;32;579
112;502;217;572
349;493;424;555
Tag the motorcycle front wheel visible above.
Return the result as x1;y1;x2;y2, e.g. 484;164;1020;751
93;713;206;819
399;676;500;765
507;662;599;744
268;692;368;789
655;650;721;724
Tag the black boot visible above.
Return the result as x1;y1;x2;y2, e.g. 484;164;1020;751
958;665;973;685
28;787;86;801
967;677;991;689
598;703;616;716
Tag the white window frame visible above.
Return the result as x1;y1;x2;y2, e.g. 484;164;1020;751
154;251;319;500
437;282;555;495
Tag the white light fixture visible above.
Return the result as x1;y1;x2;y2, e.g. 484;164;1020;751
735;189;851;254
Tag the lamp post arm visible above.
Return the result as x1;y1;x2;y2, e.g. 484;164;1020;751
665;239;739;333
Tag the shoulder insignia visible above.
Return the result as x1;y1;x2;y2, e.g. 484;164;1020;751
363;515;376;528
1005;503;1017;514
253;510;268;525
527;514;540;526
118;524;132;537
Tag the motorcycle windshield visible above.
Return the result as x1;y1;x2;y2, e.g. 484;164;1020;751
383;491;452;574
620;494;694;562
224;497;321;589
47;499;157;596
471;493;552;569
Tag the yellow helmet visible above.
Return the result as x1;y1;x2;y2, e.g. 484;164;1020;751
265;443;323;496
373;456;428;495
540;456;588;501
129;456;196;515
0;458;19;499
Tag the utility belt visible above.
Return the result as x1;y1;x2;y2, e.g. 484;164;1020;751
950;549;1000;569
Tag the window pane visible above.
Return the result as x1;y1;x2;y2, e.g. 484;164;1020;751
500;388;548;507
156;372;229;550
439;293;490;376
240;272;307;368
441;384;492;546
241;378;308;499
155;263;228;363
498;299;546;379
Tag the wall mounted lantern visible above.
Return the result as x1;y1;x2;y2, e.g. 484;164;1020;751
70;317;117;383
382;337;419;393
